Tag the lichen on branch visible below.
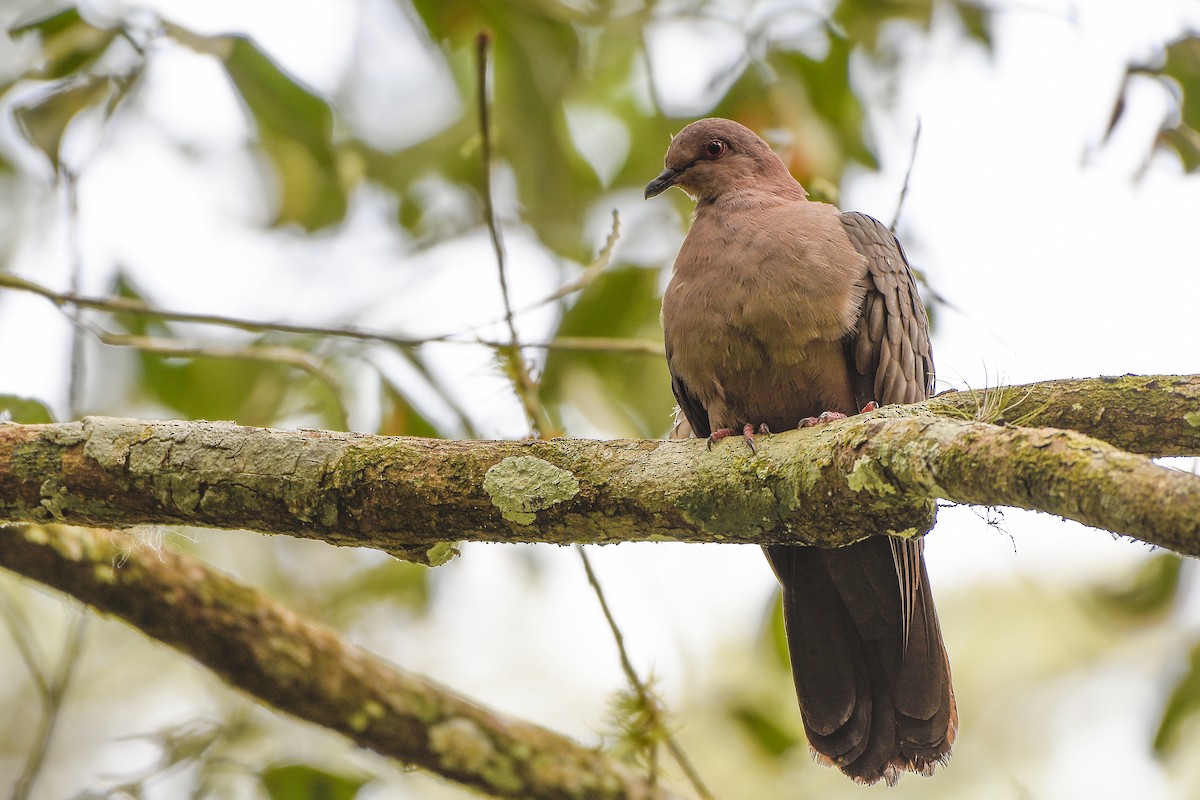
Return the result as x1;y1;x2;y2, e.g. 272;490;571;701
0;374;1196;558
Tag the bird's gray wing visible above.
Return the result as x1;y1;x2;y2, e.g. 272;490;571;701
840;211;935;409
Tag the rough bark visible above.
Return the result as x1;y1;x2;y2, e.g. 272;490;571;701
0;524;690;800
0;373;1196;799
925;373;1200;457
0;375;1196;560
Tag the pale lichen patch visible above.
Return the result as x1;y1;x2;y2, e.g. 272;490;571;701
429;717;524;794
93;563;117;584
39;478;72;519
846;455;897;496
348;699;385;733
46;422;86;446
483;456;579;525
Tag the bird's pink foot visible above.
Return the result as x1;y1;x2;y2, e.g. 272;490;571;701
798;410;847;427
708;423;770;453
798;402;878;428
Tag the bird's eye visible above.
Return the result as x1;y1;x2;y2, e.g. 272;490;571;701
704;140;726;159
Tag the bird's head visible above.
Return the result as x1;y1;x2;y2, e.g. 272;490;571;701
644;118;798;203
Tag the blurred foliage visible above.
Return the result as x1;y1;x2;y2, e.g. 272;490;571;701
109;273;345;428
261;763;368;800
3;1;1200;799
1114;35;1200;171
13;74;114;171
8;7;116;81
217;36;349;231
1156;640;1200;757
0;393;55;423
540;266;672;437
0;0;1007;442
1087;553;1200;762
1091;551;1184;622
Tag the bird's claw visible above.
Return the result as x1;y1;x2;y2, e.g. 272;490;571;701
799;410;847;427
798;402;877;428
707;423;770;453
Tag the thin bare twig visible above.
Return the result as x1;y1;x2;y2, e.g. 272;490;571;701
0;586;51;698
890;118;921;232
80;323;350;430
519;210;621;312
575;546;716;800
8;162;95;800
7;598;89;800
64;170;86;416
475;30;556;438
0;272;436;347
475;32;518;348
0;272;662;358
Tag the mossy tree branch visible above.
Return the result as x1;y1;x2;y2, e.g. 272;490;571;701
0;524;690;800
0;373;1196;799
0;375;1197;561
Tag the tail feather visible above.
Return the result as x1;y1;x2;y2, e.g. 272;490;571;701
765;538;956;785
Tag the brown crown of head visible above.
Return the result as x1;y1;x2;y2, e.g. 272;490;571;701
644;118;797;202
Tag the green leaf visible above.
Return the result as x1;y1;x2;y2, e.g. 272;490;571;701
261;763;366;800
379;376;441;438
408;2;598;260
1093;553;1184;621
9;7;118;80
765;590;791;670
730;703;801;756
1159;125;1200;172
833;0;933;52
1164;37;1200;134
141;351;291;425
220;37;348;230
1155;640;1200;757
1124;36;1200;172
0;394;55;423
952;1;993;47
324;559;430;621
165;22;348;230
14;76;113;171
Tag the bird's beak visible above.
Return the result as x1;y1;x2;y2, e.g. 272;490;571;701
644;167;680;199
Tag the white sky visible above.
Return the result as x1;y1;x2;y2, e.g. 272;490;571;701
1;1;1199;798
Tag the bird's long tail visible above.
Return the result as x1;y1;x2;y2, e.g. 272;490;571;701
764;537;957;785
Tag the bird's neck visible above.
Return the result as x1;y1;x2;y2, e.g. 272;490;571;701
694;181;807;218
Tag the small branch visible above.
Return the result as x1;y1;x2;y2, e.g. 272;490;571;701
475;31;555;438
0;272;663;358
0;586;51;698
578;547;716;800
475;30;517;348
528;337;662;356
64;170;86;416
890;119;921;232
522;210;622;311
8;599;88;800
0;525;692;800
83;327;349;430
927;374;1200;457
